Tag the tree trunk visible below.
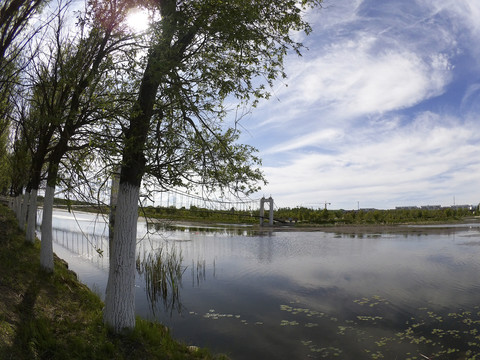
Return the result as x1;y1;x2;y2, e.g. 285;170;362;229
39;154;63;272
26;188;37;243
40;185;55;272
14;195;22;222
103;45;161;331
103;181;140;332
19;191;29;231
109;167;120;263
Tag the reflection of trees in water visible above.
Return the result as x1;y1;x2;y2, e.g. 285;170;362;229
191;258;209;287
136;244;186;315
146;220;256;236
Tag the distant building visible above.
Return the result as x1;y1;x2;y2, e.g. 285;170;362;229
394;204;475;211
450;205;473;210
420;205;442;210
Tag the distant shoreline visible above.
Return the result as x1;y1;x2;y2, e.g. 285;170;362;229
48;206;480;235
258;220;480;235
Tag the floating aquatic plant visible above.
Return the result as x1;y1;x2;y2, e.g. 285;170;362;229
280;320;299;326
280;297;480;359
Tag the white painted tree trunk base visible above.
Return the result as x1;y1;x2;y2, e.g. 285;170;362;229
103;182;139;332
26;189;37;243
40;185;55;272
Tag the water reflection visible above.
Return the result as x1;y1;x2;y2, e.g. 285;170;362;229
49;224;193;315
191;258;210;287
136;243;186;315
37;226;110;271
53;227;109;260
45;210;480;359
146;220;256;236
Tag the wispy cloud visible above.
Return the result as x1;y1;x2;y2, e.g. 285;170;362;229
263;128;344;154
284;40;451;117
246;0;480;208
422;0;480;40
259;113;480;208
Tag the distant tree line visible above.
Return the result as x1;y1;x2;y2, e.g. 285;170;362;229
140;204;477;226
274;206;477;225
142;204;259;224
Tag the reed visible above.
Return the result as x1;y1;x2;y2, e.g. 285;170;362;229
136;242;186;315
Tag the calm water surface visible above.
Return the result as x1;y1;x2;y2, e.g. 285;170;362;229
41;210;480;359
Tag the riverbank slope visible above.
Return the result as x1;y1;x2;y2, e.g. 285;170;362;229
0;205;227;360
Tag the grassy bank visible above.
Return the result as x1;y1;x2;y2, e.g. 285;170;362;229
0;204;227;360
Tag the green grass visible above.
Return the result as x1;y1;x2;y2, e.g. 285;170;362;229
0;204;228;360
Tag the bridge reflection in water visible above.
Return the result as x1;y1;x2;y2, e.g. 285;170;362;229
47;225;184;314
51;227;110;270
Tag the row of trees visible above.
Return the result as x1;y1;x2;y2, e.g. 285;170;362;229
274;206;477;225
140;204;476;225
0;0;322;333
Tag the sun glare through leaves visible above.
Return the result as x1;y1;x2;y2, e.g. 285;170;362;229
125;8;150;33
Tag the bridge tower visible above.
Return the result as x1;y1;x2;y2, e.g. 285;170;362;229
260;196;274;226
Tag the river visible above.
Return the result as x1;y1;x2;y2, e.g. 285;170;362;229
39;209;480;359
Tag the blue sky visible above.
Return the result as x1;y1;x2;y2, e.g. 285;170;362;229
240;0;480;210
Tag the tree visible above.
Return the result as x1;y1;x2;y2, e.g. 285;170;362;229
20;68;59;241
103;0;322;332
0;0;50;145
35;0;134;272
0;0;52;234
0;0;47;62
0;0;48;114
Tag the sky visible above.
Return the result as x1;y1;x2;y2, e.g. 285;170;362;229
239;0;480;210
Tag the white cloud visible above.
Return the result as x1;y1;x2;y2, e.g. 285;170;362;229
421;0;480;36
460;83;480;113
264;128;344;154
258;114;480;209
245;0;480;209
256;21;453;130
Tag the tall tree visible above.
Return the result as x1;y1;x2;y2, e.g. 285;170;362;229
31;0;133;271
0;0;47;62
8;122;31;220
104;0;322;332
0;0;52;233
0;0;49;133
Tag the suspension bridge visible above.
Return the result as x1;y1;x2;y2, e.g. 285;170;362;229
150;188;260;212
145;189;278;226
3;186;282;226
